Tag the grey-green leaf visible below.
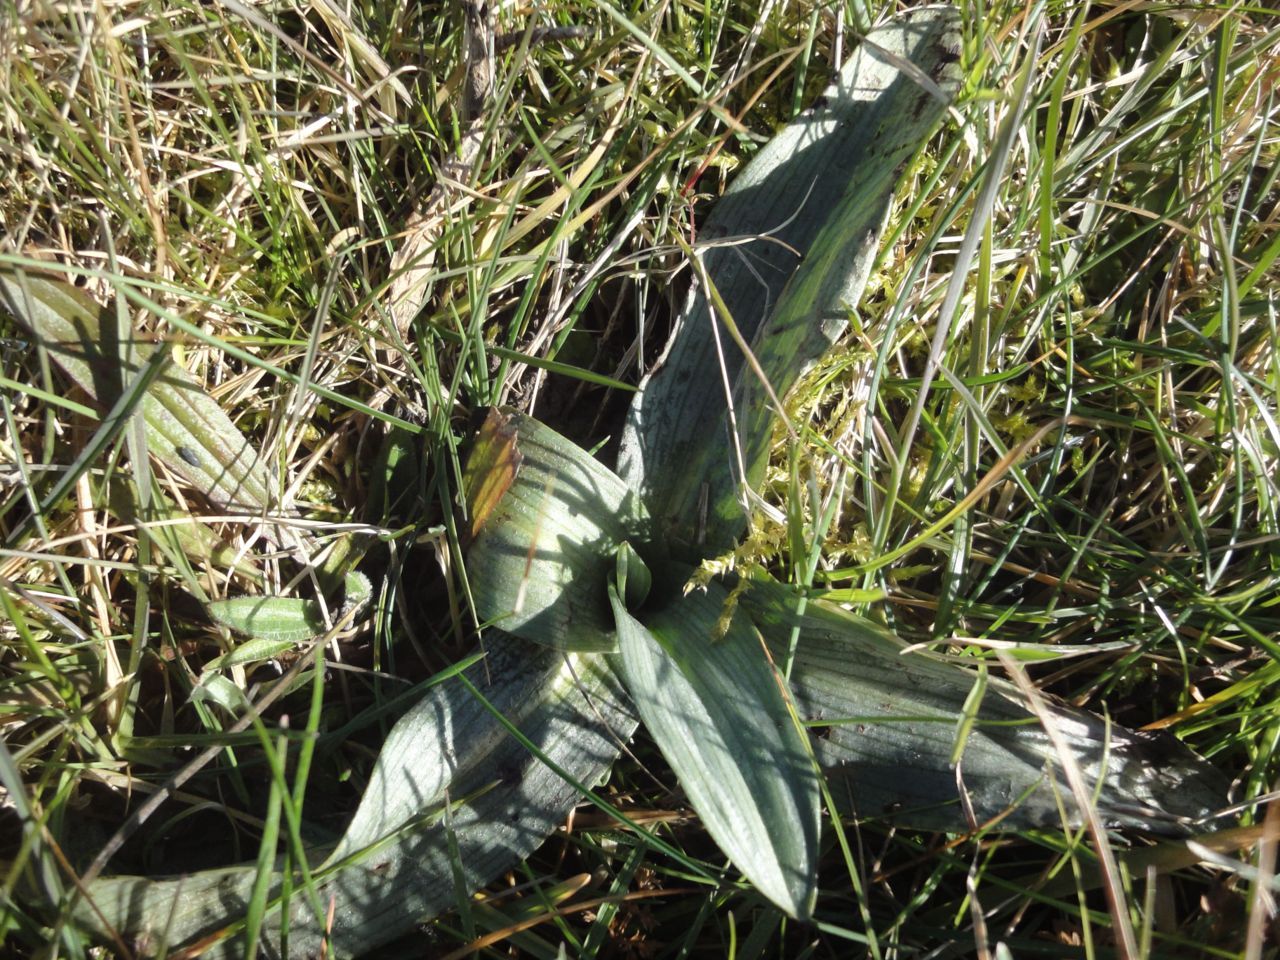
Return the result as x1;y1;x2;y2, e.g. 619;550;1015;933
464;408;655;652
0;268;274;513
75;637;637;958
742;579;1229;834
615;540;652;610
610;580;819;919
321;632;580;868
617;6;963;555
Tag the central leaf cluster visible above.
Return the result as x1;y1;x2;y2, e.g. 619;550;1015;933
463;407;821;919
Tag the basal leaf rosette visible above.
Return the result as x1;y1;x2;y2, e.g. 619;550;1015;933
462;410;821;918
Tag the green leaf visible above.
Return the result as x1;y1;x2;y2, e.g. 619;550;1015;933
366;426;422;524
106;486;262;586
614;541;652;610
208;572;372;642
617;7;963;554
319;636;575;869
0;268;274;513
610;579;819;919
207;595;326;643
203;638;299;672
741;579;1229;834
190;673;251;713
75;637;638;958
463;408;655;651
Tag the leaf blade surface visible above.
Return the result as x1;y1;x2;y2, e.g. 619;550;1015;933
0;268;274;513
742;578;1230;833
611;581;820;918
464;408;654;651
618;7;963;553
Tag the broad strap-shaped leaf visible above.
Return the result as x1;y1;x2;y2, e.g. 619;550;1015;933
106;485;263;584
463;408;656;651
75;636;638;958
0;268;274;513
742;579;1229;834
610;579;820;919
321;627;568;868
617;7;963;555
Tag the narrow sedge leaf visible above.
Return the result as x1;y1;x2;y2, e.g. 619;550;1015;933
464;409;654;652
951;661;989;767
741;579;1229;834
244;734;286;959
610;581;819;919
0;268;273;513
618;7;963;554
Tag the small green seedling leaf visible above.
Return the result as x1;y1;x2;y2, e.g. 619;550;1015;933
342;571;373;612
203;638;298;671
208;572;372;642
610;580;819;919
190;673;251;713
207;595;326;643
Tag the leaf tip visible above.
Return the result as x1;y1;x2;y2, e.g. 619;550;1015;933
462;408;524;540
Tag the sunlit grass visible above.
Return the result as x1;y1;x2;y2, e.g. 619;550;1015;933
2;0;1277;956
